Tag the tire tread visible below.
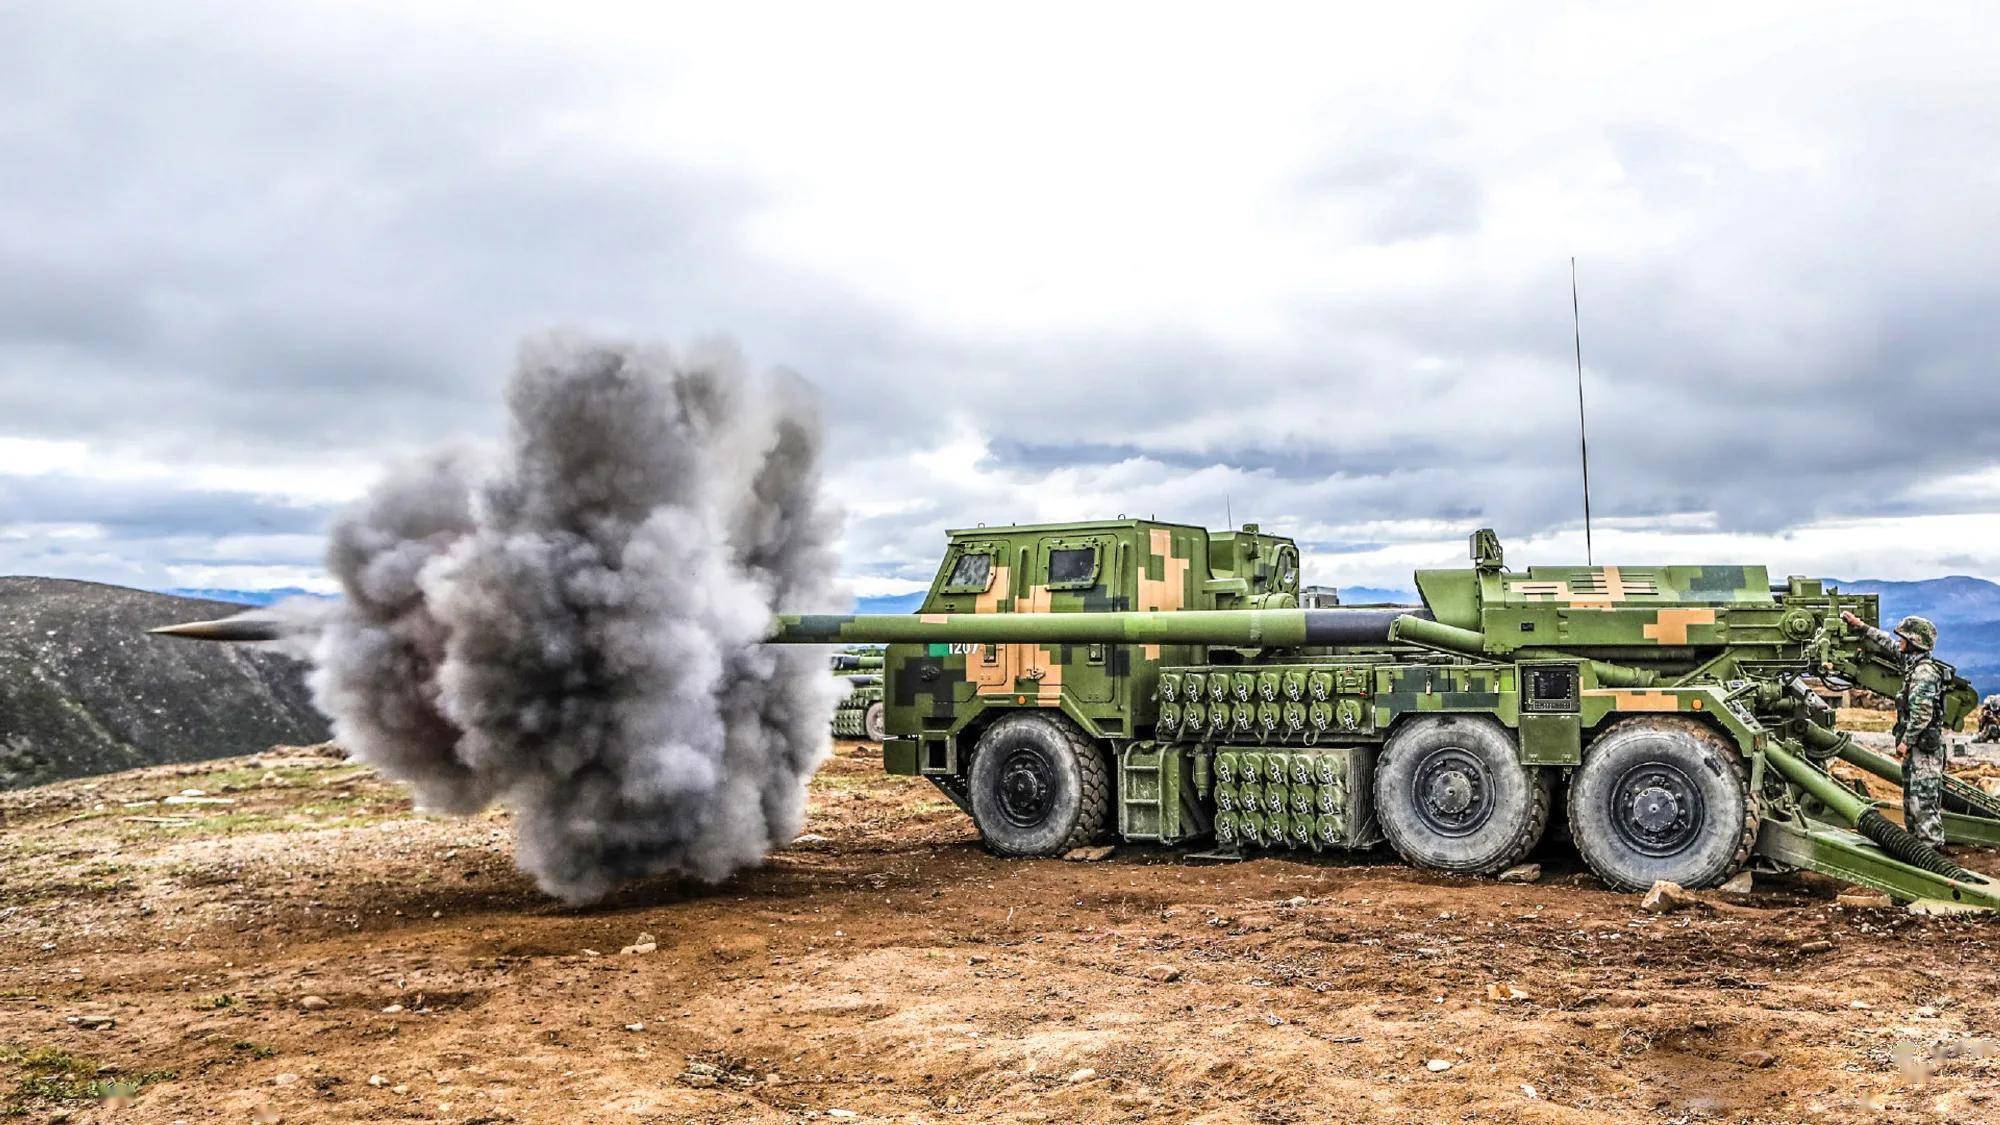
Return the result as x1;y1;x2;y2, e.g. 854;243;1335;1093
1376;718;1552;876
1568;716;1756;891
975;712;1112;856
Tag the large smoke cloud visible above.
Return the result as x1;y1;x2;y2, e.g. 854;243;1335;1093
280;334;842;902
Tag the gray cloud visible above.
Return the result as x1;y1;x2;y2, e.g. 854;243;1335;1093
1;4;1997;592
0;475;331;539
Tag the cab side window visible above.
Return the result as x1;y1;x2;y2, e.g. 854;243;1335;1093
942;550;994;592
1049;546;1097;587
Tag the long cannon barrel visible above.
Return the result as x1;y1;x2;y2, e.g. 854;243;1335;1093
773;607;1431;648
152;607;1435;649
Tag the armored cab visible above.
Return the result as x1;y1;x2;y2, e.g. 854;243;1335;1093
869;519;1299;795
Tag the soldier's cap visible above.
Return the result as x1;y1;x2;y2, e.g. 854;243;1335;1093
1894;614;1937;652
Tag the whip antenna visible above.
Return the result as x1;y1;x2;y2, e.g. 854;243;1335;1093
1571;256;1595;566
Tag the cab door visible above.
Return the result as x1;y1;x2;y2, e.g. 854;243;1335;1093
1036;535;1115;703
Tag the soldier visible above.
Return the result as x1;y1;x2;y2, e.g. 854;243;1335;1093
1977;695;2000;744
1841;611;1948;849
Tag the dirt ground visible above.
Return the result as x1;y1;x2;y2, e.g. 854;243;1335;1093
4;742;2000;1124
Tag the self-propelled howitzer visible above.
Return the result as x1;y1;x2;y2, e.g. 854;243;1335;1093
761;522;1994;908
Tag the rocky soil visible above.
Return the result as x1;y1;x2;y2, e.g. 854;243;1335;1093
3;742;1999;1122
0;579;327;789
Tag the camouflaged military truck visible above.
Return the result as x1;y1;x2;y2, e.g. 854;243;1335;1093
773;520;2000;909
830;648;886;742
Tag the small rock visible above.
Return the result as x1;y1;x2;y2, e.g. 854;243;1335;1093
1498;863;1541;885
1284;895;1309;907
680;1061;728;1088
1741;1049;1777;1068
1521;1083;1539;1099
1798;940;1833;954
1908;899;1986;916
1484;983;1529;1002
272;1073;300;1086
381;1004;404;1014
1143;965;1182;983
793;833;832;844
66;1014;115;1030
620;933;659;955
1067;1067;1097;1083
298;995;331;1011
1425;1058;1453;1073
1640;880;1698;913
625;1022;646;1032
368;1075;387;1087
1915;1006;1939;1018
827;1111;857;1120
1837;892;1894;909
1718;870;1754;897
1063;845;1116;862
1848;999;1873;1010
968;954;989;965
391;1084;410;1095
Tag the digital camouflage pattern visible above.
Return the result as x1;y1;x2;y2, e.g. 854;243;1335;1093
765;522;2000;906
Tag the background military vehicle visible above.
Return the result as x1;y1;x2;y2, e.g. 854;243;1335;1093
773;520;2000;909
830;647;886;742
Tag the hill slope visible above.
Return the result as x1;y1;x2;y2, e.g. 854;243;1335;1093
0;578;329;789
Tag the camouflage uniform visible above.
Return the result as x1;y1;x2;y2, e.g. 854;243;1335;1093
1857;616;1947;847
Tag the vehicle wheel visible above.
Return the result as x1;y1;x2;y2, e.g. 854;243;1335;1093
862;700;887;743
1373;716;1551;875
1568;717;1755;891
967;712;1112;856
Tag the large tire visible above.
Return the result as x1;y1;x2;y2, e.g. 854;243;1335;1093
1568;717;1755;891
863;700;887;743
967;712;1112;856
1373;716;1552;875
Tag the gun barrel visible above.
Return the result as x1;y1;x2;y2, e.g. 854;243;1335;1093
773;608;1429;648
147;615;289;643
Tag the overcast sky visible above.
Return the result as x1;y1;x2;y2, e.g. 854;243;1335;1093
2;2;1997;599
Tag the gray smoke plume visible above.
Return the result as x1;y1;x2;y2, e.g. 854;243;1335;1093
278;334;842;902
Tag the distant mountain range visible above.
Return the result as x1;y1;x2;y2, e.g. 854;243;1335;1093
172;575;2000;699
163;587;324;606
1833;577;2000;699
